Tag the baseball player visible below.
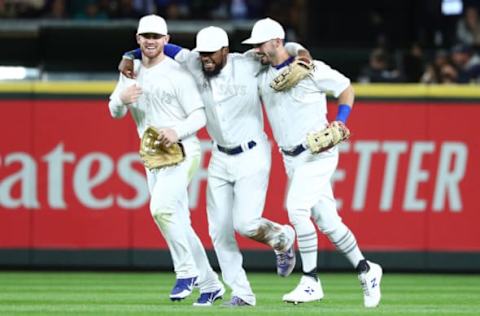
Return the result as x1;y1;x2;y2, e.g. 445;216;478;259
108;15;224;306
119;26;310;306
242;18;383;308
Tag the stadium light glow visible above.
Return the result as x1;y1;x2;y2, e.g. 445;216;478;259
0;66;39;80
442;0;463;15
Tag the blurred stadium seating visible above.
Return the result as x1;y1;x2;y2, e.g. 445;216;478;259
0;0;479;83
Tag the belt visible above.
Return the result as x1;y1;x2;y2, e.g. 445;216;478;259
217;141;257;155
281;144;307;157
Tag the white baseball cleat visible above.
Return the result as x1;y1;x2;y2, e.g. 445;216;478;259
282;275;324;304
358;261;383;308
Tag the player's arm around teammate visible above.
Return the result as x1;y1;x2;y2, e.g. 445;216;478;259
115;26;313;307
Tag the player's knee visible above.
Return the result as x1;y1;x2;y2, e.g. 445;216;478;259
286;196;310;215
287;208;311;227
151;210;174;231
285;196;297;212
150;201;175;228
209;226;235;246
287;212;301;227
150;198;175;216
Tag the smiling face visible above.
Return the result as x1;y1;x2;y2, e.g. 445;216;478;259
136;33;169;59
252;39;279;65
199;47;229;77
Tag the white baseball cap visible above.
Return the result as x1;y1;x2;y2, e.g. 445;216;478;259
137;15;168;35
242;18;285;45
193;26;229;52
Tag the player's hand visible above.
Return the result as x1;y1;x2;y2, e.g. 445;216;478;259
120;84;142;104
156;128;179;147
297;49;312;64
119;58;136;79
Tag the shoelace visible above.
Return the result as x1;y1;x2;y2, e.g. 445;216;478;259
276;252;289;266
360;278;371;296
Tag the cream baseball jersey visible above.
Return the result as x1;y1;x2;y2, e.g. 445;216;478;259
174;50;265;147
109;58;205;140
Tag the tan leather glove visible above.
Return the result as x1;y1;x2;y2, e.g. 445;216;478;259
306;121;350;154
139;127;185;170
270;57;315;91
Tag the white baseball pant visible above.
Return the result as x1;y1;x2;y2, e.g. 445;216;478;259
283;147;364;272
146;143;221;293
206;136;277;306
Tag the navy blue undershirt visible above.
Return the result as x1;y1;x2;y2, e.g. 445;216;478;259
273;56;295;70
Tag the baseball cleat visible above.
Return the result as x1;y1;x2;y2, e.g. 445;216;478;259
169;276;197;301
275;225;296;277
358;261;383;308
282;275;324;304
275;246;296;277
222;296;252;307
193;285;226;306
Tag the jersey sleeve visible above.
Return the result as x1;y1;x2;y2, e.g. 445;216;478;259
311;60;351;98
284;42;306;56
175;70;205;115
239;51;264;74
164;43;183;58
109;61;140;118
166;45;190;63
108;73;133;118
132;48;141;59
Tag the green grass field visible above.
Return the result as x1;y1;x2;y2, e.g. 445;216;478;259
1;272;479;315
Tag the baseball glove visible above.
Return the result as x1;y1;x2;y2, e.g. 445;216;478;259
139;127;185;170
306;121;351;154
270;58;314;91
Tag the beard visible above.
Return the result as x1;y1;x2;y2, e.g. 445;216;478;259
202;63;222;77
255;53;270;65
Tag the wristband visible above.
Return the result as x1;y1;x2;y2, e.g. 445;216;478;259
335;104;351;124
